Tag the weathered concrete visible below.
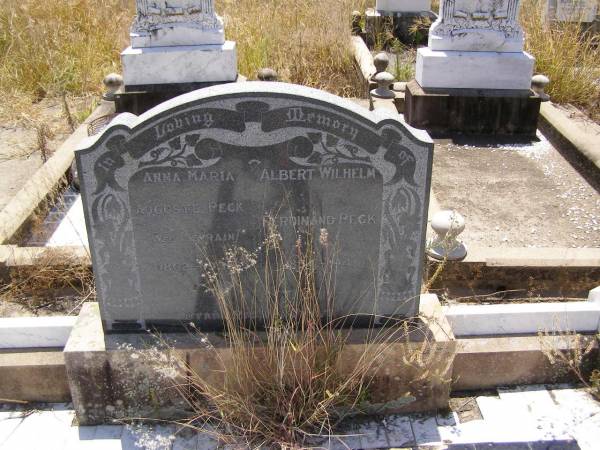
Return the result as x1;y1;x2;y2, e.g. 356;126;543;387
428;258;600;299
64;296;455;425
0;350;70;402
539;102;600;172
351;36;376;98
2;304;597;405
452;334;598;391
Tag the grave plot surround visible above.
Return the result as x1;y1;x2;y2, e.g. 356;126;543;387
76;82;433;331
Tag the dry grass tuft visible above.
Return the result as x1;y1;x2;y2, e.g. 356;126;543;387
540;330;599;400
0;248;94;314
521;0;600;117
171;221;433;448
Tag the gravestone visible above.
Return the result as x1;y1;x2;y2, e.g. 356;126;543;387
117;0;238;115
546;0;598;22
419;0;534;89
122;0;236;88
405;0;540;134
76;82;433;332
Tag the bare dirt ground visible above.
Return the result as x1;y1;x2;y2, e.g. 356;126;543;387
0;97;93;211
432;132;600;248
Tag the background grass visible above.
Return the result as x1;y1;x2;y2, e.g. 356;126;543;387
0;0;598;117
0;0;367;107
520;0;600;117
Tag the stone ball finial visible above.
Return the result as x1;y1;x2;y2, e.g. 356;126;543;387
370;71;396;99
427;210;467;261
351;10;363;36
102;73;123;101
373;52;390;74
257;68;278;82
531;74;550;102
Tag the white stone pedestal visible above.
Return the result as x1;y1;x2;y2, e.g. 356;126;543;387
415;47;535;90
121;41;237;87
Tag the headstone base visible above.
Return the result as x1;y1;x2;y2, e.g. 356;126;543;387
121;41;237;87
64;297;455;426
114;75;246;115
416;47;535;90
404;80;541;136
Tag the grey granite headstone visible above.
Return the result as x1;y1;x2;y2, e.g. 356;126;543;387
76;82;433;332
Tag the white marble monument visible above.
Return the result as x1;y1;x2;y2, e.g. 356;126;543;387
122;0;237;87
376;0;432;13
416;0;535;90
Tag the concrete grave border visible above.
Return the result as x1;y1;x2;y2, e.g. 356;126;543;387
1;290;598;404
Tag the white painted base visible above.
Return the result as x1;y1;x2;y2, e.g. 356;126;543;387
46;196;89;248
121;41;237;87
415;47;535;90
131;26;225;48
444;300;600;337
0;317;77;349
376;0;431;12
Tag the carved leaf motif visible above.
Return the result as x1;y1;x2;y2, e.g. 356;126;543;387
168;137;182;150
307;152;323;165
325;134;339;147
308;132;322;144
185;133;201;146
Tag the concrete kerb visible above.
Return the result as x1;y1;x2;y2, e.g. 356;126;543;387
62;297;455;425
1;299;597;403
539;102;600;172
0;100;115;245
589;286;600;303
464;246;600;267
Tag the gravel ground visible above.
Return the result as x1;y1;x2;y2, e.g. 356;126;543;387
432;131;600;248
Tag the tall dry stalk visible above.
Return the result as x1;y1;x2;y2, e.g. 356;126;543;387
172;220;427;448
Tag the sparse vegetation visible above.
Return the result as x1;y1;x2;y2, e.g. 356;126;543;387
170;222;441;448
0;0;367;115
0;248;94;315
0;0;132;119
520;0;600;118
1;0;597;119
221;0;367;97
541;330;600;400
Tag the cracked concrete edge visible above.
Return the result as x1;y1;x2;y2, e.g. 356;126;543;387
0;100;116;245
464;246;600;267
539;102;600;171
351;36;376;86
